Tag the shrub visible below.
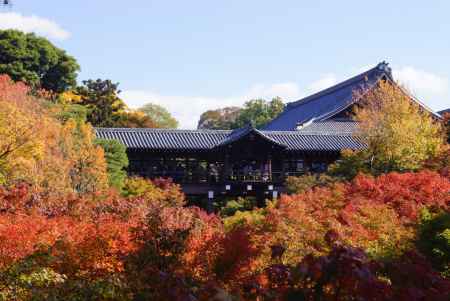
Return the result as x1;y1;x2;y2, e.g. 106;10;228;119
125;204;223;299
347;171;450;220
417;209;450;277
423;146;450;178
246;171;449;266
122;176;185;207
328;149;370;180
253;244;391;301
387;250;450;301
219;197;256;217
285;173;339;194
338;200;414;259
242;238;450;301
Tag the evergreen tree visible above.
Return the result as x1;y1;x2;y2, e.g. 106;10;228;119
0;30;79;93
95;138;129;191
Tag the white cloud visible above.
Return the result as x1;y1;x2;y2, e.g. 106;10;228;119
355;64;450;111
122;82;304;129
307;74;338;93
0;12;70;40
244;82;301;100
121;90;235;129
313;65;450;111
393;66;449;101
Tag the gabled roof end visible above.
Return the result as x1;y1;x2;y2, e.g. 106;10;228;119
376;61;393;79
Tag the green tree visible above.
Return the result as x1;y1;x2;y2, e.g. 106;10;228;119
53;104;88;124
234;97;285;129
113;110;156;128
197;98;284;130
95;139;129;191
417;209;450;278
0;30;79;93
73;79;160;128
139;103;178;128
197;107;241;130
75;79;127;127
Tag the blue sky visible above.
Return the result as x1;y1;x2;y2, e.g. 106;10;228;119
1;0;450;128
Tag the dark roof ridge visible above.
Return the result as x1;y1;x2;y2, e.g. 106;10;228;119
217;123;288;148
438;108;450;116
263;130;355;136
251;127;289;147
228;122;253;136
95;127;232;134
286;62;392;111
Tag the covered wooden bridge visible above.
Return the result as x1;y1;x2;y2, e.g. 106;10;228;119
95;121;364;197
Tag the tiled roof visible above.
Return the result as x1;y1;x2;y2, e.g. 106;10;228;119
264;62;393;131
265;131;365;151
263;121;364;151
217;123;287;148
95;128;229;151
296;121;358;135
264;62;441;131
438;108;450;116
95;122;365;152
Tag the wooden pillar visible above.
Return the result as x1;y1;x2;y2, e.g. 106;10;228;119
162;156;166;177
184;156;189;183
281;156;286;182
268;154;272;182
223;152;230;182
206;160;211;183
148;157;153;178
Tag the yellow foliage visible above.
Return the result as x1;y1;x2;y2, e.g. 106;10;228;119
0;75;108;195
60;119;108;193
58;90;82;104
338;202;415;259
0;95;45;185
354;81;444;172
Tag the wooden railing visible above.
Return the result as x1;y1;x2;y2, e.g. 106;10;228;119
147;170;305;184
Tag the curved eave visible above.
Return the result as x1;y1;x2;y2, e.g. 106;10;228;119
215;126;288;149
95;127;366;153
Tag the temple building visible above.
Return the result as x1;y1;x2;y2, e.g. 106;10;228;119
95;62;439;199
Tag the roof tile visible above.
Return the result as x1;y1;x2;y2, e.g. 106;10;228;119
263;62;392;130
95;123;365;152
